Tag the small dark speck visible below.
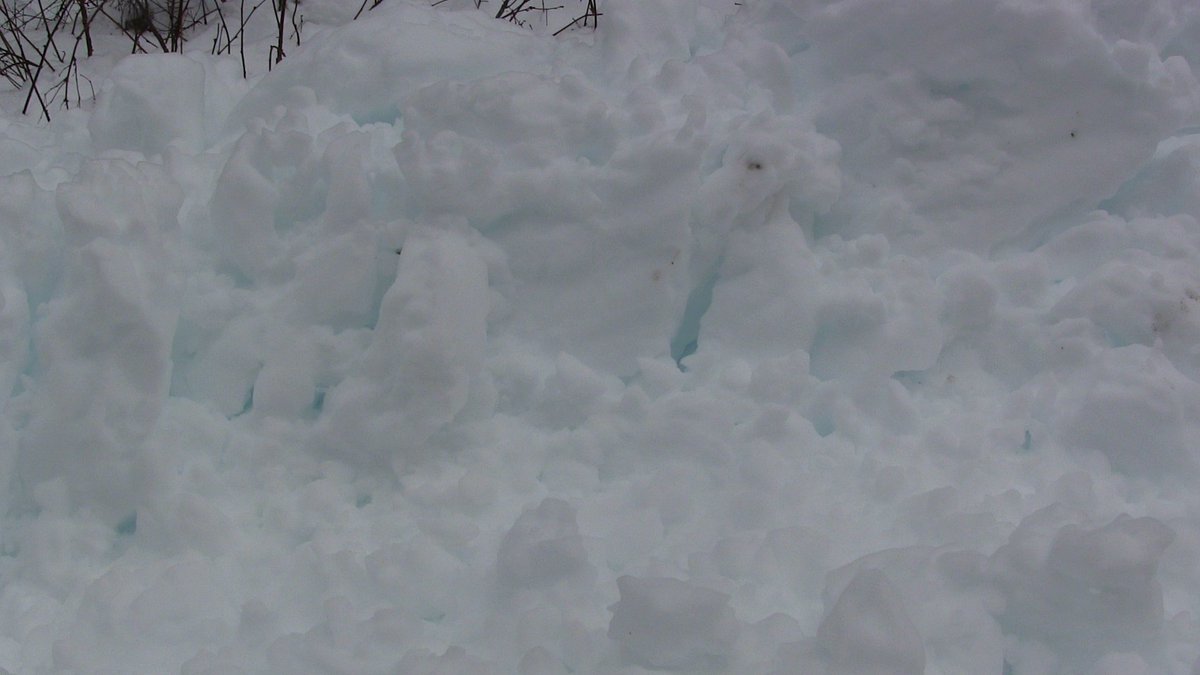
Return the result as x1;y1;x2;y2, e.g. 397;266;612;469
394;248;403;255
1069;131;1076;138
747;161;763;171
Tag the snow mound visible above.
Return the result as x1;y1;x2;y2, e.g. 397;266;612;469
0;0;1199;672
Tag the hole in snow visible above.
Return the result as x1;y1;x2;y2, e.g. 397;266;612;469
670;259;721;371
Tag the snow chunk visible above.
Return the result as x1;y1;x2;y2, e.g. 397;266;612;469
808;238;943;379
319;226;488;466
800;546;1004;675
207;125;293;282
994;508;1176;659
497;498;588;587
395;646;493;675
0;171;62;304
607;575;740;670
19;239;176;521
537;353;617;429
251;340;318;420
56;158;183;247
1051;260;1179;349
816;568;926;675
229;2;551;126
938;263;997;332
0;236;30;411
695;113;841;235
1104;138;1200;219
1055;345;1200;476
403;73;619;170
700;219;820;361
286;231;378;329
796;0;1200;251
1092;651;1151;675
90;55;206;156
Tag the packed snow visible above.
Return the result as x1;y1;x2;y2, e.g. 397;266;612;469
1;0;1200;672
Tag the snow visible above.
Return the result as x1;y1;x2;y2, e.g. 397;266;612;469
814;568;926;675
0;0;1199;672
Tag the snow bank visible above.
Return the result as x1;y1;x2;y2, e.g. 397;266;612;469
0;0;1199;672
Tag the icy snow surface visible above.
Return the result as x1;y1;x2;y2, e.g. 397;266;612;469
2;0;1200;672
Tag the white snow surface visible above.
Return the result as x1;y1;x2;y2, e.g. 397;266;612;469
1;0;1200;672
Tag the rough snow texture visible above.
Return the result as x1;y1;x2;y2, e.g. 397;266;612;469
0;0;1199;672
